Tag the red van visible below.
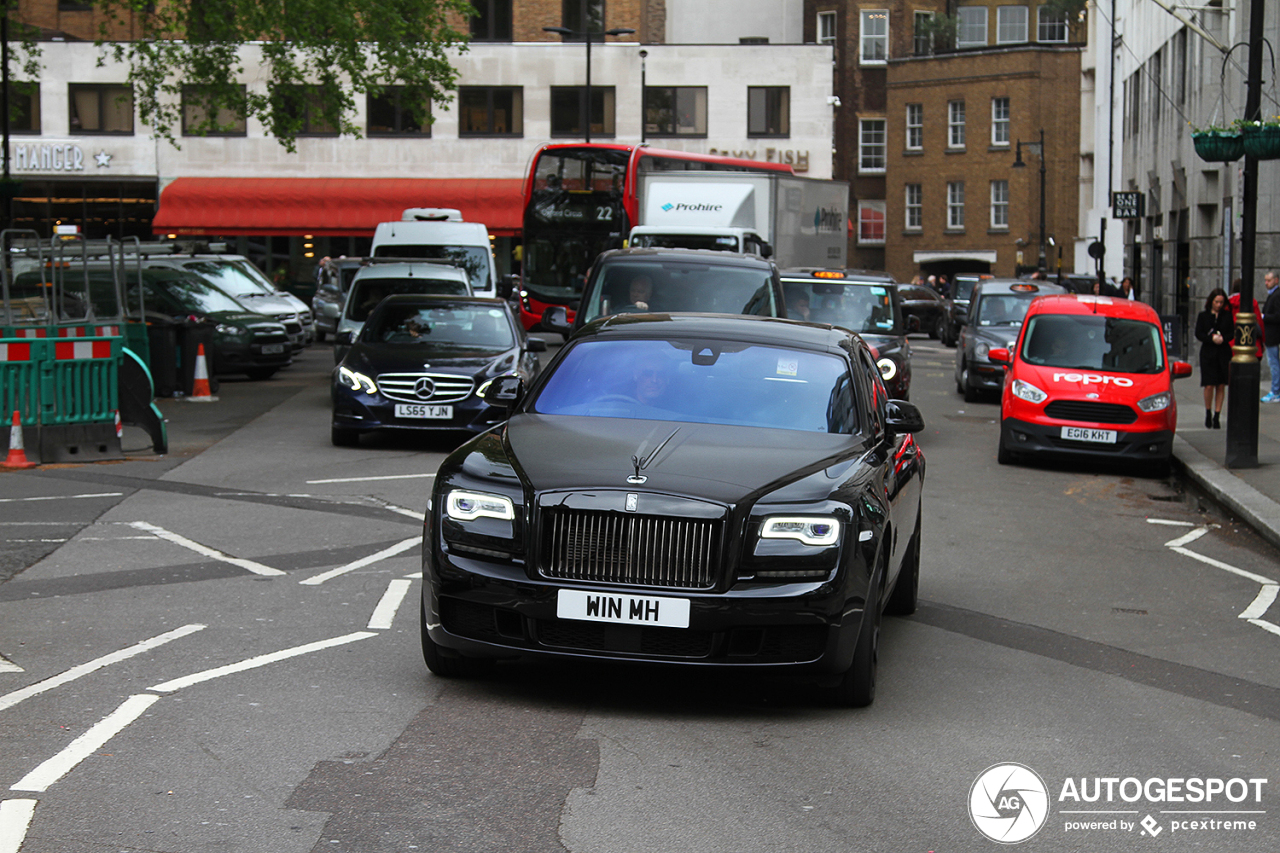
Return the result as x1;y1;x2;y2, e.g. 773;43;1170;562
988;295;1193;467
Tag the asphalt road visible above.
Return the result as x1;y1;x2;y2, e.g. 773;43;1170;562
0;336;1277;853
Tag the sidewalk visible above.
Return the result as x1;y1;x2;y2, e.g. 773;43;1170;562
1172;359;1280;552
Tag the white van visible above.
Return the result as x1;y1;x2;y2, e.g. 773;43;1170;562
370;208;496;297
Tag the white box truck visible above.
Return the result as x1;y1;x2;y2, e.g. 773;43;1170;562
370;208;496;297
629;172;849;269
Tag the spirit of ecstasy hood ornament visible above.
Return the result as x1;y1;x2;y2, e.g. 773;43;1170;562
629;427;680;484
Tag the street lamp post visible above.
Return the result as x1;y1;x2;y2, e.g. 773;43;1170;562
1012;128;1047;273
543;24;636;144
639;49;648;143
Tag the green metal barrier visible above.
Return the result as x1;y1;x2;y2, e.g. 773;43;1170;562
0;338;42;423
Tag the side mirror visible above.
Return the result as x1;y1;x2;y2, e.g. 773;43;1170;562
759;242;774;259
988;347;1011;366
906;315;921;333
885;400;925;434
1172;360;1193;380
542;305;572;335
498;274;520;300
525;337;548;353
335;330;354;345
482;375;524;408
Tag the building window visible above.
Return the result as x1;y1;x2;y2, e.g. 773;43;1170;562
274;85;339;135
990;180;1009;228
7;82;40;134
948;101;966;148
368;87;430;136
817;10;836;45
906;103;923;150
905;184;923;230
748;87;789;137
459;86;523;136
181;85;247;136
991;97;1010;146
996;6;1029;43
550;86;615;137
471;0;513;42
859;201;886;244
859;118;886;172
1037;6;1068;42
69;84;133;134
947;181;965;229
957;6;988;47
860;10;889;63
644;87;707;136
562;0;605;37
913;11;934;55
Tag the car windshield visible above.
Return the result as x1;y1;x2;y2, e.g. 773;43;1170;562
182;260;276;298
145;278;248;315
346;277;471;322
783;281;899;334
975;294;1035;326
953;278;978;302
578;261;778;325
370;245;489;293
1020;314;1166;374
531;338;858;433
362;304;514;349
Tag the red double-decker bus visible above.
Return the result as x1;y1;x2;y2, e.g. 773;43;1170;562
517;142;793;330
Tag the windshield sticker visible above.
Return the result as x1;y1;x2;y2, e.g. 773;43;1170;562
777;357;799;377
871;286;886;295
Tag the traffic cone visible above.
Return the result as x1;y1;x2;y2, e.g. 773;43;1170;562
2;410;37;469
186;344;218;402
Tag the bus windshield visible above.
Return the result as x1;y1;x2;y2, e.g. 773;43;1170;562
522;147;630;305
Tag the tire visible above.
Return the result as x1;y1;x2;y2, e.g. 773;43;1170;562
930;316;943;340
420;599;493;678
330;425;359;447
885;512;920;616
244;367;278;381
315;329;326;343
996;420;1018;465
961;364;980;402
830;559;882;708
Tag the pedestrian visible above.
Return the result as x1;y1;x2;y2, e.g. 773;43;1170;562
1194;287;1233;428
1262;270;1280;403
937;274;950;298
1120;277;1137;300
1228;277;1263;361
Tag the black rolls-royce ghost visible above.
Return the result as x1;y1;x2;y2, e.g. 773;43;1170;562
421;313;926;706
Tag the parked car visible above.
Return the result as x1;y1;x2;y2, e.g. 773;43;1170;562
779;268;912;399
313;258;363;342
332;294;545;446
991;294;1193;469
333;261;472;363
543;248;786;337
940;274;989;347
955;279;1067;401
142;254;316;349
420;313;926;707
894;283;947;339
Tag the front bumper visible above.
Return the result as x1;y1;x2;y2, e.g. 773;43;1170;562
214;338;293;374
1001;416;1175;461
332;386;505;435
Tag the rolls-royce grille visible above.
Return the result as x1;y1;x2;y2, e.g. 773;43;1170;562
540;510;720;590
378;372;475;404
1044;400;1137;425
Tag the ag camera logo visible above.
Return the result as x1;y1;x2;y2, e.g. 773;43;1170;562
969;763;1050;844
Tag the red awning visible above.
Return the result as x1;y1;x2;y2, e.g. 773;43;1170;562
152;177;526;237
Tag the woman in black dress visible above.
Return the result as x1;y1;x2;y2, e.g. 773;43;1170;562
1194;287;1233;428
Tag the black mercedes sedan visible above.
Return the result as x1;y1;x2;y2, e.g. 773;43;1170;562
421;313;926;706
331;294;546;446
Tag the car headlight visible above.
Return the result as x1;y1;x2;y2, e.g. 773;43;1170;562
760;516;840;547
877;357;897;381
975;342;990;360
1138;391;1171;412
1011;379;1047;404
338;365;377;394
446;490;515;521
215;323;243;336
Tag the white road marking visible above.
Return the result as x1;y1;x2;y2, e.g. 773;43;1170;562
368;579;413;630
1246;618;1280;637
1168;546;1277;586
0;799;37;853
1161;525;1280;640
1163;525;1216;548
306;473;437;484
404;571;423;579
300;537;419;586
1239;585;1279;620
1145;518;1195;527
10;694;159;792
0;625;205;712
0;493;123;503
148;632;377;693
124;521;284;577
0;657;21;674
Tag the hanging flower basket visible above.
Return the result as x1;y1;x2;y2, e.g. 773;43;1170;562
1192;130;1244;162
1240;123;1280;160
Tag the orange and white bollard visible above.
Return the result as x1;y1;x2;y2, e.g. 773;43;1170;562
2;410;37;469
186;344;218;402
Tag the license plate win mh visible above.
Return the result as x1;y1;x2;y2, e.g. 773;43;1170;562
556;589;691;628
